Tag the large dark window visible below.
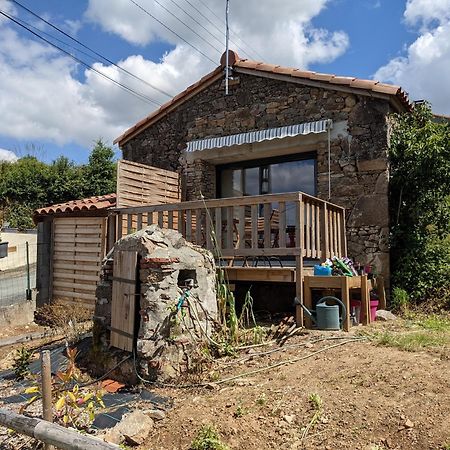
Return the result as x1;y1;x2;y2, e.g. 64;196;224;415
218;153;316;198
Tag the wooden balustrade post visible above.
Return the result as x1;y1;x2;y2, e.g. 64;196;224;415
295;196;304;327
320;203;329;261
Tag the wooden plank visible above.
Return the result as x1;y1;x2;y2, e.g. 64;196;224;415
360;275;370;325
205;208;213;250
214;207;222;249
305;201;311;258
53;265;100;274
53;245;101;254
341;276;351;332
295;196;304;327
226;207;234;249
110;251;137;352
54;236;101;244
53;281;97;292
310;202;316;258
168;210;174;229
53;272;99;282
251;205;258;249
224;267;296;283
53;254;101;263
53;290;95;301
320;203;329;260
237;206;245;250
186;210;192;241
195;209;202;245
303;276;313;328
263;203;271;249
220;247;302;257
279;201;286;248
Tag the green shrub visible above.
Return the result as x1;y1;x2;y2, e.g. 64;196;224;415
389;103;450;305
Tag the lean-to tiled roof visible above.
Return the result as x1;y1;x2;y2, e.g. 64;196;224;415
114;51;412;146
34;193;116;220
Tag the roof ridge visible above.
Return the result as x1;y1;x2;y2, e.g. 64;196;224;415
114;50;411;146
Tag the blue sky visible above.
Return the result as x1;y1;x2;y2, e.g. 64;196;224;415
0;0;448;164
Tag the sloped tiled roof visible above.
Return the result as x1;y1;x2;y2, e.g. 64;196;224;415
114;50;412;146
34;193;116;218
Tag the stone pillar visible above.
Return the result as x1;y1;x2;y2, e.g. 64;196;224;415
185;159;216;201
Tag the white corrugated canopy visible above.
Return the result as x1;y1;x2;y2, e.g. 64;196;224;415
186;119;332;152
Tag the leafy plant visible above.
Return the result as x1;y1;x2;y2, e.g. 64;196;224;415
389;103;450;305
391;287;409;312
190;425;230;450
23;347;105;430
13;346;34;380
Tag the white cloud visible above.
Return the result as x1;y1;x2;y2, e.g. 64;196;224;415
85;0;349;68
0;148;18;162
0;0;349;149
375;0;450;115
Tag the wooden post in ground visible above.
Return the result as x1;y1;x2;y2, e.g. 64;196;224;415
40;350;54;450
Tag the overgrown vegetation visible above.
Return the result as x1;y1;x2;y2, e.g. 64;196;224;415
389;103;450;307
190;425;230;450
0;139;116;229
24;347;104;429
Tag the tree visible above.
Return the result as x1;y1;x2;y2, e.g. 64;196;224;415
389;103;450;305
48;156;84;205
82;140;116;197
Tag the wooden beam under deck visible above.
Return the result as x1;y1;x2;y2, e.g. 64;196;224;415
222;266;314;283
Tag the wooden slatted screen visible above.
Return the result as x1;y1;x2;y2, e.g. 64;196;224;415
52;216;106;308
110;251;138;352
117;160;182;238
116;160;180;208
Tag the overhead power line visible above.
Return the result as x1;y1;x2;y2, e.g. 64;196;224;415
128;0;217;66
165;0;227;52
8;0;174;99
194;0;265;61
0;10;162;106
150;0;222;56
180;0;252;59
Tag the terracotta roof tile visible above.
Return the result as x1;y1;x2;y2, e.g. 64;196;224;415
34;193;116;218
114;50;413;146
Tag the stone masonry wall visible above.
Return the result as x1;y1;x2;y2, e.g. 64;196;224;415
122;73;394;281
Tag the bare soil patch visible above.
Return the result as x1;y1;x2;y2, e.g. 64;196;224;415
141;323;450;450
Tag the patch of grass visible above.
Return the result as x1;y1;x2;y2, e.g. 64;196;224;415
376;331;450;351
190;425;230;450
233;403;247;418
415;315;450;332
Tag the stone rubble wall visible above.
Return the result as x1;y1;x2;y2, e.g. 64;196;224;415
122;73;394;281
93;226;217;381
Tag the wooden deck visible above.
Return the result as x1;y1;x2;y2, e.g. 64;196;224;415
109;191;347;326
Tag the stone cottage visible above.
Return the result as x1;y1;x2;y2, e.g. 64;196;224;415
114;50;413;285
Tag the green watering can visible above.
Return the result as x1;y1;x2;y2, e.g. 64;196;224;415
299;296;347;330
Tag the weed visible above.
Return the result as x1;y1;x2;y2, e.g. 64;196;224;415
256;393;267;406
233;403;246;418
391;287;409;312
13;346;34;380
301;393;323;440
415;315;450;332
190;425;229;450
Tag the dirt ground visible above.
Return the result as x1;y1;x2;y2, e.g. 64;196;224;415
141;322;450;450
1;318;449;450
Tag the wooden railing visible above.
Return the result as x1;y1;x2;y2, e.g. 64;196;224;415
108;192;346;262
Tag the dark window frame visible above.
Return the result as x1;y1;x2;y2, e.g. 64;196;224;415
216;151;317;198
